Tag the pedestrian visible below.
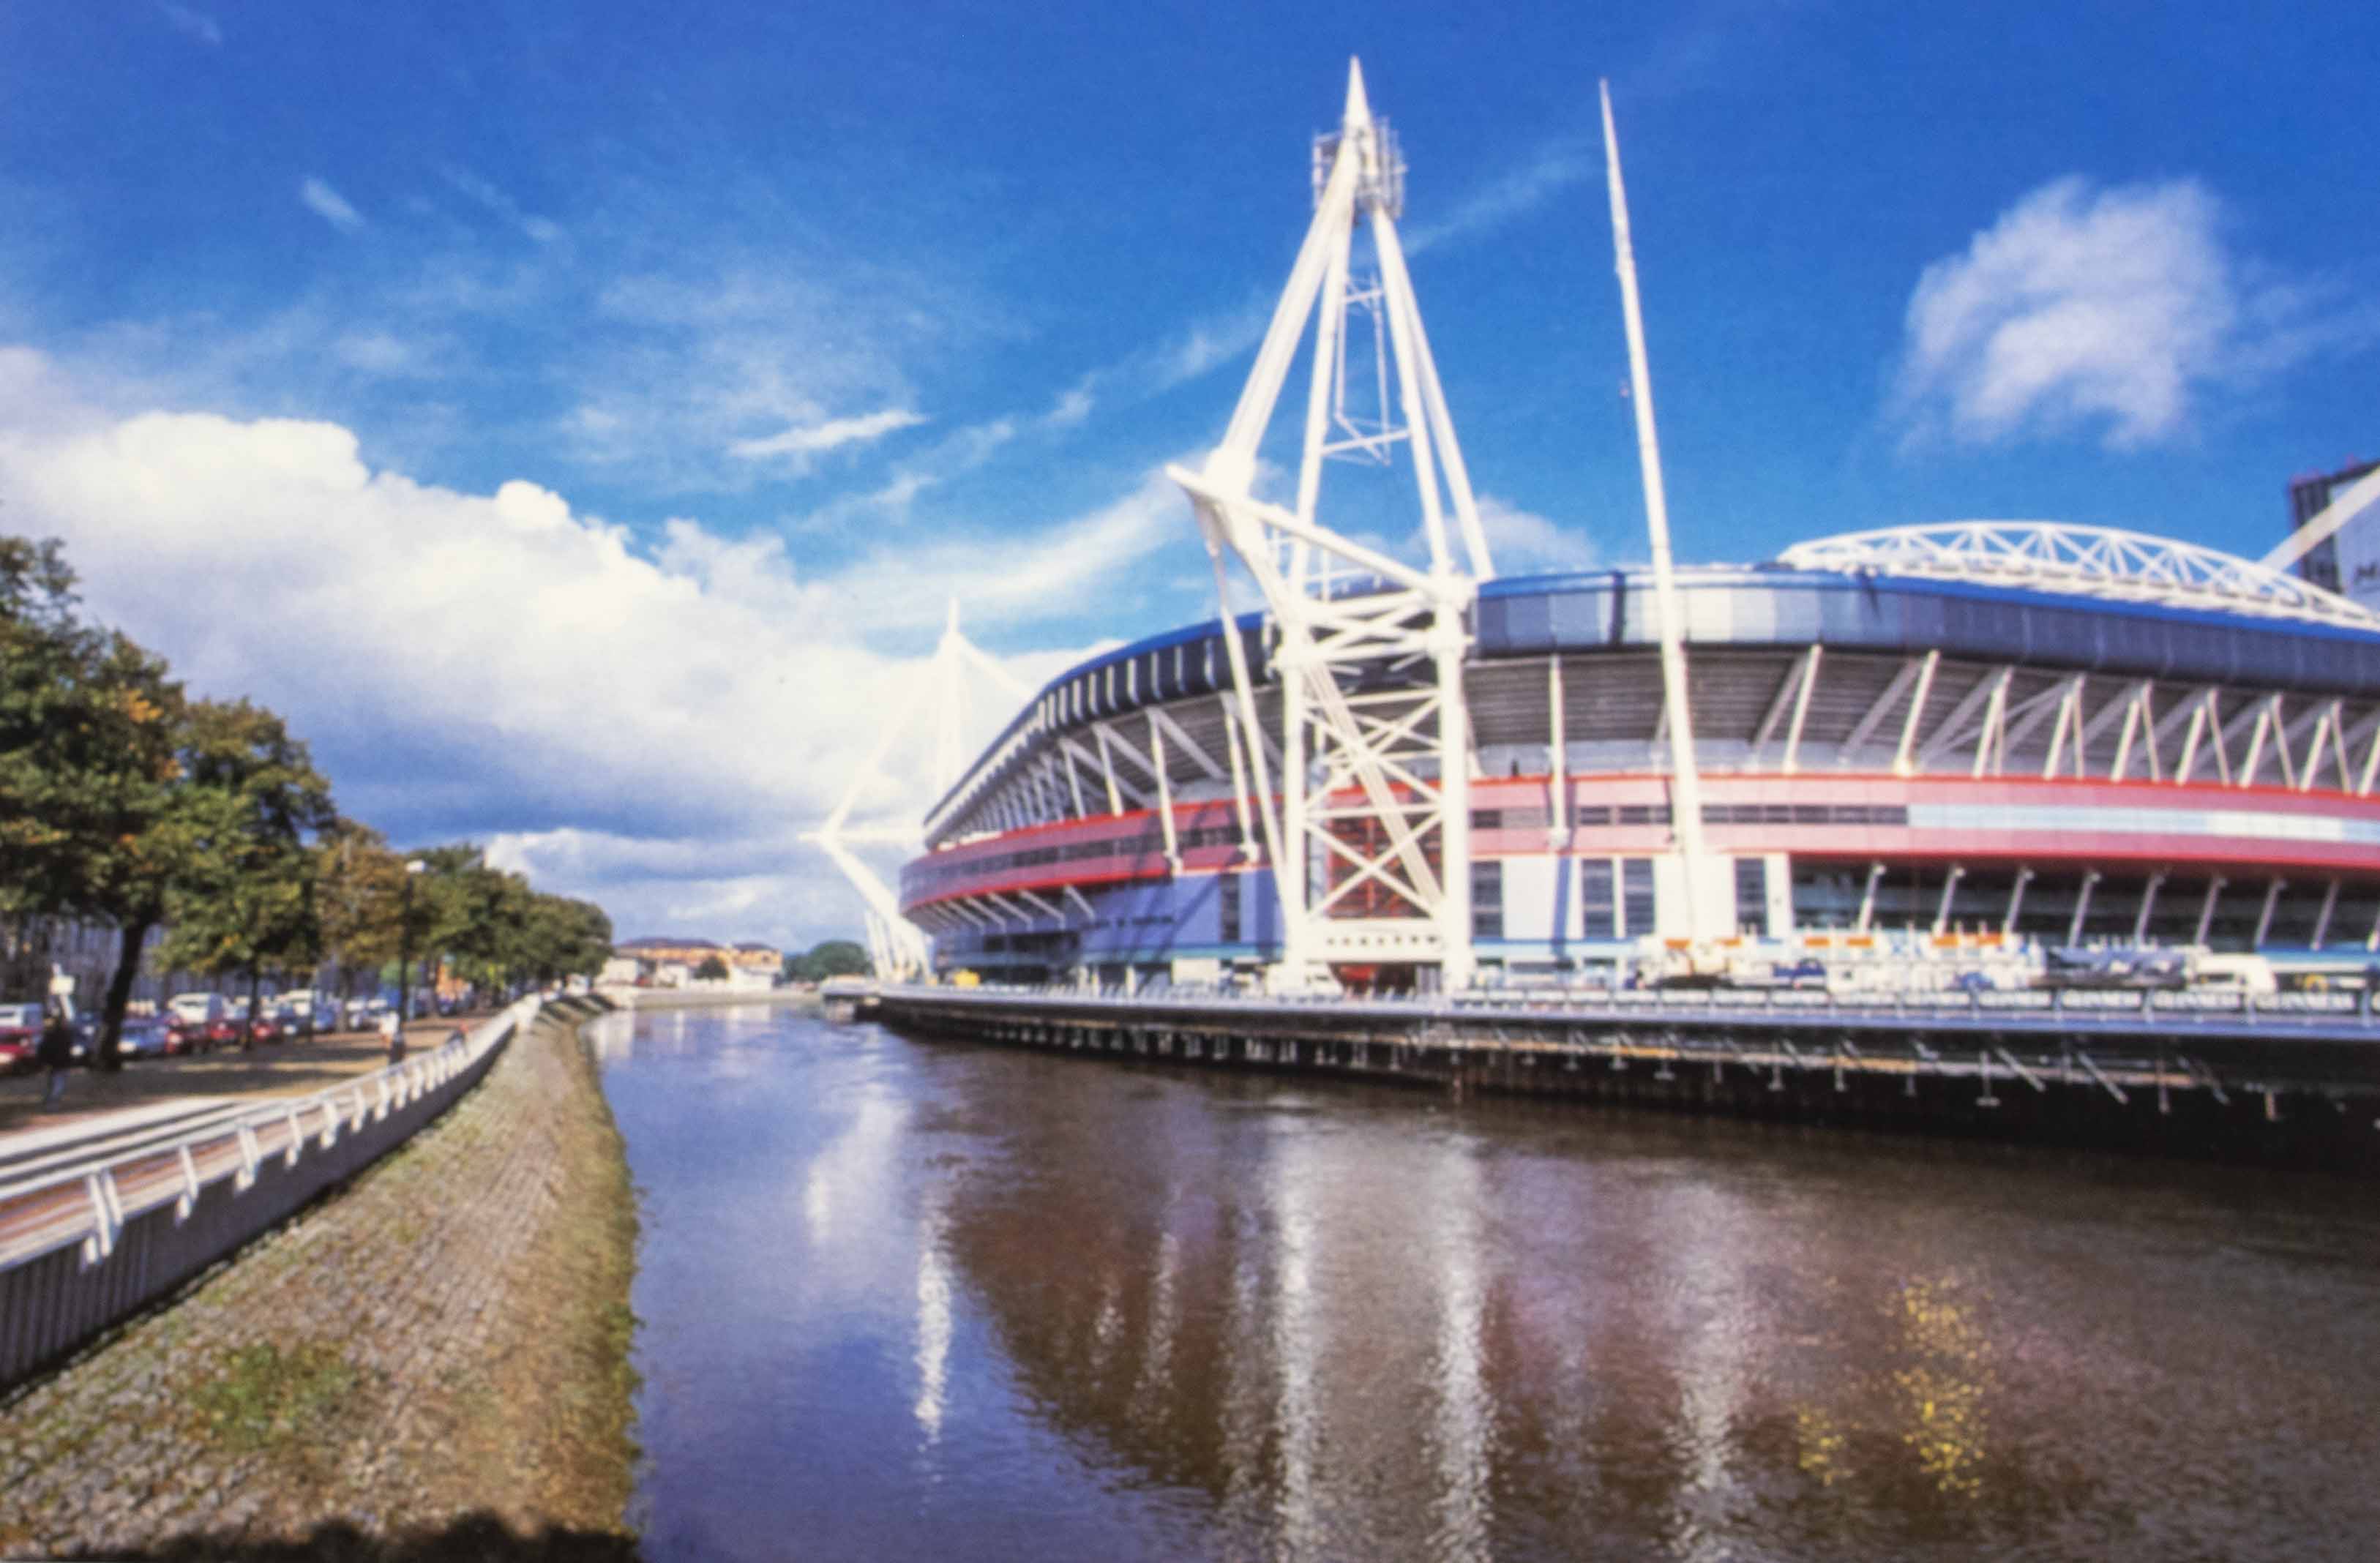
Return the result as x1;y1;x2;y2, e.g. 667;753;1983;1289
379;1008;406;1065
38;1005;75;1109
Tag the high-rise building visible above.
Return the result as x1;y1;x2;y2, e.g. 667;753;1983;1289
2287;457;2379;599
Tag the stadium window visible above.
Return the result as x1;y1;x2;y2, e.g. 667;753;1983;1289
1581;859;1617;940
1218;873;1241;945
1621;859;1656;938
1470;809;1503;831
1472;859;1504;939
1735;858;1769;937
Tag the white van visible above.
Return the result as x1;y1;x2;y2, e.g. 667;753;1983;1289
168;992;228;1027
2190;953;2278;994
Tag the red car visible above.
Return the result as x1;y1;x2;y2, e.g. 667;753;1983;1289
206;1016;244;1049
164;1021;210;1055
0;1002;42;1073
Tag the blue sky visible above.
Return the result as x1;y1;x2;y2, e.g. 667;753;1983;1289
3;0;2376;947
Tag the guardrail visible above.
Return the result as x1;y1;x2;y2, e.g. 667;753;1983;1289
0;995;556;1390
881;980;2380;1034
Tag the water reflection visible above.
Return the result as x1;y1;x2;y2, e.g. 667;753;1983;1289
601;1008;2380;1561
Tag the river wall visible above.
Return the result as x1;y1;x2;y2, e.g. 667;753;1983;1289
878;990;2380;1172
0;1000;640;1559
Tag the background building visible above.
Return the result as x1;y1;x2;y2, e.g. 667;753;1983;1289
2287;457;2380;607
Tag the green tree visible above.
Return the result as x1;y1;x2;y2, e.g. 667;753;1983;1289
0;536;188;1064
788;940;871;983
692;953;730;981
159;700;337;1040
518;893;613;987
315;818;405;1005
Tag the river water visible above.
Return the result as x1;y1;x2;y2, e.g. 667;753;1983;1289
589;1002;2380;1561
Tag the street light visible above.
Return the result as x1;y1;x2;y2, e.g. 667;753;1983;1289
399;859;427;1024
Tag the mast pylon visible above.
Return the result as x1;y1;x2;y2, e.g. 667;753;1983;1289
1168;58;1493;992
803;603;1028;982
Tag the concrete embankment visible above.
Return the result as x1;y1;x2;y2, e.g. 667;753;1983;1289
0;1002;639;1559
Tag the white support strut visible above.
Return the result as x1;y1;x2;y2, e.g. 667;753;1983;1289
1167;59;1498;992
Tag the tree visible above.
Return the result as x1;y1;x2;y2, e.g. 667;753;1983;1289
158;700;337;1041
315;818;406;1002
692;953;730;982
787;940;871;983
0;536;187;1065
517;894;613;987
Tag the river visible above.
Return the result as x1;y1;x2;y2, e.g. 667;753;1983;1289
589;1002;2380;1561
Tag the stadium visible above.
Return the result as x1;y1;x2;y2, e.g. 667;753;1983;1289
853;67;2380;995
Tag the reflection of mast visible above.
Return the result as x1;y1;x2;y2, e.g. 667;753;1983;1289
803;600;1031;979
1269;1138;1325;1560
1654;1181;1754;1529
915;1182;953;1444
1429;1152;1491;1557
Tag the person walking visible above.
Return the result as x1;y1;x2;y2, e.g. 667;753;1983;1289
378;1007;406;1065
37;1005;75;1109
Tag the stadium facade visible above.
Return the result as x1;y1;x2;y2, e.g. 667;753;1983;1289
899;553;2380;989
867;67;2380;994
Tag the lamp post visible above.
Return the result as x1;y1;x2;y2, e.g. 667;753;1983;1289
399;859;427;1024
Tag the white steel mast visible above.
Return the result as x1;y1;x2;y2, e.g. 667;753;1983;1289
1601;80;1712;935
803;601;1032;981
1170;59;1493;992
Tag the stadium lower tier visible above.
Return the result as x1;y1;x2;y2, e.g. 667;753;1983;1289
900;771;2380;984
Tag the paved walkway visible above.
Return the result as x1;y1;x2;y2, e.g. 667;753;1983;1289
0;1007;638;1557
0;1019;475;1142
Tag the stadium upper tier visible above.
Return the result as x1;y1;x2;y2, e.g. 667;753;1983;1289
919;558;2380;853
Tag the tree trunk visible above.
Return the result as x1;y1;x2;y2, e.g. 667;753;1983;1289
97;916;154;1073
245;961;262;1050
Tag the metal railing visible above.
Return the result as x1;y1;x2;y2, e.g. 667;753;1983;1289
876;980;2380;1035
0;995;550;1387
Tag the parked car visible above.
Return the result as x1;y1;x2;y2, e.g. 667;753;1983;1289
113;1016;171;1058
169;992;229;1028
344;996;383;1030
205;1016;244;1049
0;1002;44;1072
162;1017;209;1055
272;1002;313;1040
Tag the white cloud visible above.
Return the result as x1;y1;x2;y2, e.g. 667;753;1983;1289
817;468;1193;635
1475;493;1598;572
1891;175;2326;450
1404;140;1593;256
299;177;364;234
730;407;926;462
559;267;935;490
0;348;1197;946
332;329;435;378
436;165;566;247
1043;383;1094;430
154;3;221;45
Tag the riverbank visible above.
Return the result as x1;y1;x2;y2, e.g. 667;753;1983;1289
599;985;818;1012
0;1004;639;1559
